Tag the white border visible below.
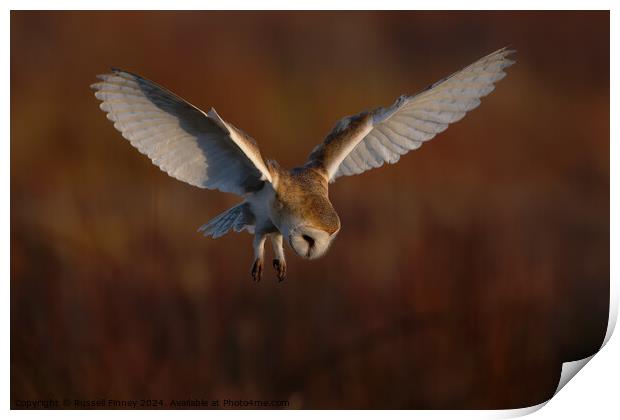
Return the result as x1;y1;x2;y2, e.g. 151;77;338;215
4;2;616;419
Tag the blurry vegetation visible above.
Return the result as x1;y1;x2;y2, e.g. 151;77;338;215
11;11;609;408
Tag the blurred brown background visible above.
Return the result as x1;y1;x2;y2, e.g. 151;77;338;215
11;11;609;409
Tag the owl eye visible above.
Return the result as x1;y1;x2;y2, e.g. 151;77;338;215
302;234;315;248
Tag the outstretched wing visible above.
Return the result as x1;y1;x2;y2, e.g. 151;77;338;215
92;69;272;195
307;48;516;182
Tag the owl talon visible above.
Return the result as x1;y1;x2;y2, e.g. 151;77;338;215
251;258;263;282
273;259;287;282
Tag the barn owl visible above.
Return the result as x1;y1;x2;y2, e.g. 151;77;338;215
92;48;515;282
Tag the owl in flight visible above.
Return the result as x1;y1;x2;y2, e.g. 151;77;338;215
92;48;514;282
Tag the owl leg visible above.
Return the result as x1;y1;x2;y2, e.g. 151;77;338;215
251;234;266;282
270;233;287;282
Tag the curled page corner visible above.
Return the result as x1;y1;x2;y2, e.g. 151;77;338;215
548;272;618;396
488;356;597;419
553;355;595;395
490;401;547;418
602;287;618;347
493;285;617;418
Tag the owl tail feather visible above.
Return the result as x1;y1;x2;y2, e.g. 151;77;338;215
197;202;255;239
